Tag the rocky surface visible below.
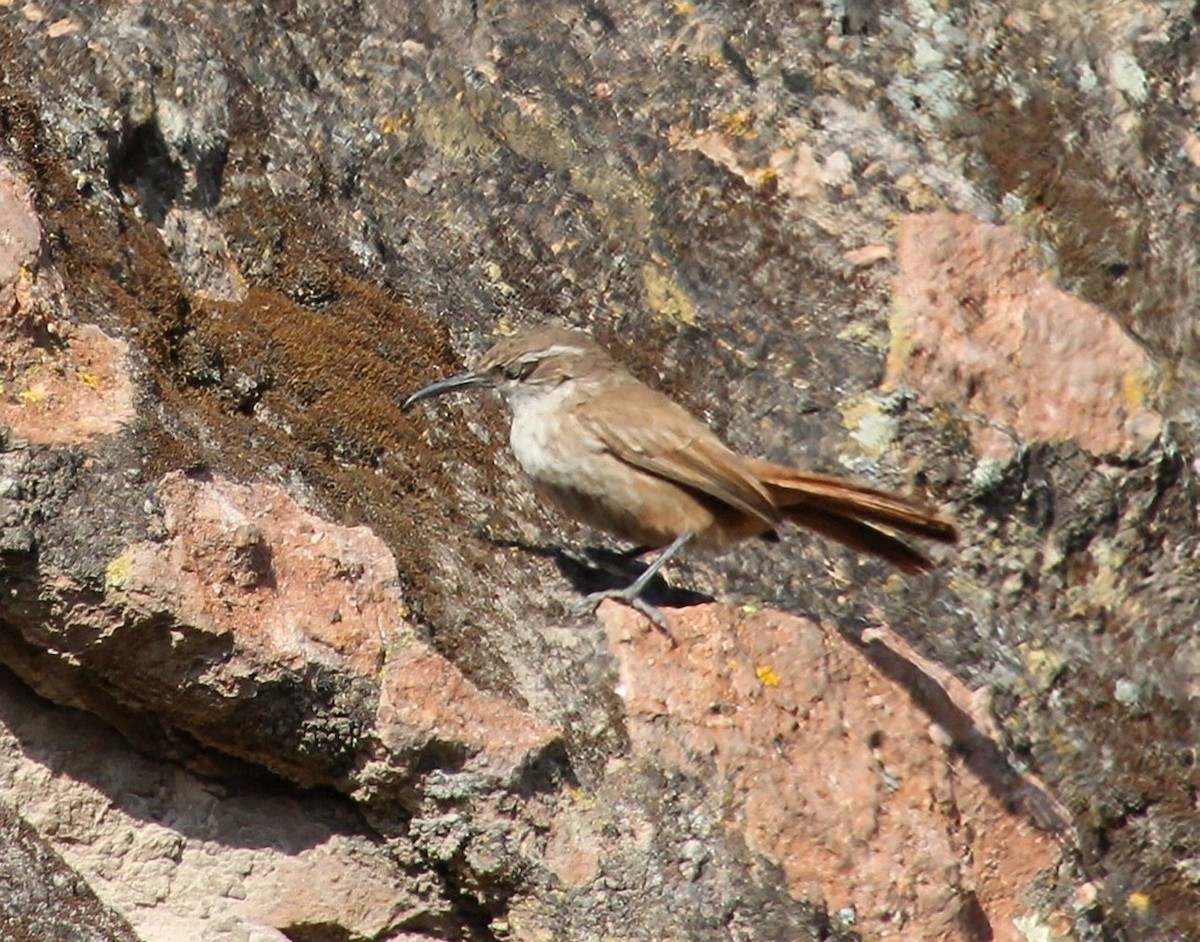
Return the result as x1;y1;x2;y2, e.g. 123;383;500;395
0;0;1197;939
0;786;139;942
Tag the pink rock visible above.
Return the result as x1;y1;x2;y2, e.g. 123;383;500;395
889;211;1161;459
599;602;1061;942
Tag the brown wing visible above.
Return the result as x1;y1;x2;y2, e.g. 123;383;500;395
575;380;781;527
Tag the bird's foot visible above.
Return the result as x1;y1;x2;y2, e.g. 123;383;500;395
570;589;671;634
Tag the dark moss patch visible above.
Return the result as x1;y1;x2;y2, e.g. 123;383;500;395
0;48;520;690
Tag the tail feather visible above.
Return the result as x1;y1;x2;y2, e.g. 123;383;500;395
782;505;937;574
749;460;958;570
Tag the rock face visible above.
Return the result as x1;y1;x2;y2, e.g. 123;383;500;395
0;0;1197;940
889;211;1162;461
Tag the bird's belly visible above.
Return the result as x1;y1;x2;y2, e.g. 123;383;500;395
532;466;713;549
509;404;724;548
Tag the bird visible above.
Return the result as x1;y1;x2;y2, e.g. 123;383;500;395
403;325;957;626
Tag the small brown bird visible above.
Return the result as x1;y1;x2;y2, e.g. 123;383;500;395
404;326;957;625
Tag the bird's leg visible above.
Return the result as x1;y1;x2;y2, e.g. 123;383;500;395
575;543;652;579
570;532;693;629
550;542;649;583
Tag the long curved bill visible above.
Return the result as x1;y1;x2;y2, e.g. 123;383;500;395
401;372;490;411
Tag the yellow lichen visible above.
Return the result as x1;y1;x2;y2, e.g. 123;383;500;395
412;99;497;160
104;552;133;591
895;173;941;211
1018;642;1065;693
482;260;515;297
884;295;915;391
641;263;697;326
751;166;777;190
755;665;781;688
716;110;756;138
376;112;412;135
839;394;897;456
1121;366;1150;412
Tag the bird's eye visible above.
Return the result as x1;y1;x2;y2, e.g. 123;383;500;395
503;359;537;381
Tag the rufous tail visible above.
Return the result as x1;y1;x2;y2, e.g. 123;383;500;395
750;462;958;574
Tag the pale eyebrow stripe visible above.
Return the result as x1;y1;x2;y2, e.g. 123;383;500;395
531;344;588;360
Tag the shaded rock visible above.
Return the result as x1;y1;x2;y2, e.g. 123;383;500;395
0;795;138;942
5;466;564;794
0;665;448;941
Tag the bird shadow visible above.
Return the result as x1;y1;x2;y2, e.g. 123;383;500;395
485;530;1067;839
849;630;1069;836
482;534;712;611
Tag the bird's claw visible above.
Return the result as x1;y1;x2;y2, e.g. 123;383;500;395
570;589;671;633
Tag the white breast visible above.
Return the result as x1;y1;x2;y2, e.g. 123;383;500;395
506;382;591;486
501;379;720;547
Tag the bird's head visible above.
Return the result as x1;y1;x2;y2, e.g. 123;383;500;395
402;326;611;411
